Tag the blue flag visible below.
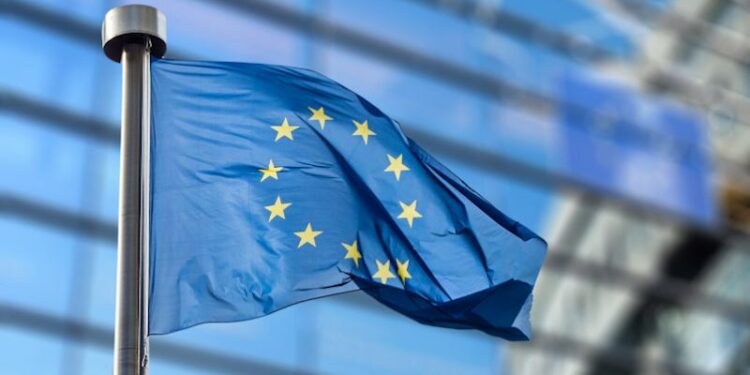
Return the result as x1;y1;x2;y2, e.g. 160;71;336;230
149;59;547;340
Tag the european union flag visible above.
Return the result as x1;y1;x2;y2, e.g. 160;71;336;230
149;59;547;340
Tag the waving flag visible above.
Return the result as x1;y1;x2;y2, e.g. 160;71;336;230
149;59;547;340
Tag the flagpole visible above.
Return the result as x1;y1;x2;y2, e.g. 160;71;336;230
102;5;166;375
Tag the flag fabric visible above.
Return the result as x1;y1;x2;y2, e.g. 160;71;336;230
149;58;547;340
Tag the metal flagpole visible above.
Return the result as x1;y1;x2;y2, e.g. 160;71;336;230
102;5;167;375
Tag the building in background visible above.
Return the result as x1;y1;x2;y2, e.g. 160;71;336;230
1;0;748;374
510;1;750;374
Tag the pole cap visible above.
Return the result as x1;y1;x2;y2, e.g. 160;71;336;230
102;5;167;62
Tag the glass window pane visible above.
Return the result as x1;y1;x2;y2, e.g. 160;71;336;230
0;327;66;374
0;115;91;216
0;19;119;122
0;217;78;315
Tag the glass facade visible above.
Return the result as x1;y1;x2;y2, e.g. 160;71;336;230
1;0;748;374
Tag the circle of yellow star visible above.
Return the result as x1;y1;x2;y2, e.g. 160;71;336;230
264;196;291;222
397;200;422;228
384;154;410;181
271;118;299;141
341;240;362;267
259;160;283;182
308;106;332;129
372;259;395;284
294;223;323;248
396;259;412;284
352;119;376;144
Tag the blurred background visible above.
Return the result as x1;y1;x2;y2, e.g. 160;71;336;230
2;0;750;374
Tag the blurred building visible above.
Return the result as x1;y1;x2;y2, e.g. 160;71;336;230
510;1;750;374
1;0;749;374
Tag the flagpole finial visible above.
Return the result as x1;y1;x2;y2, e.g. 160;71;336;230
102;4;167;62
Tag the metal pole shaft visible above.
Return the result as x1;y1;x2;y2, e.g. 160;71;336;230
113;41;151;375
102;5;165;374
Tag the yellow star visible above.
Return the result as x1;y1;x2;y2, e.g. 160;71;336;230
271;118;299;141
294;223;322;248
352;120;376;144
264;196;291;222
259;160;283;182
372;259;396;284
397;200;422;228
384;154;410;181
308;106;332;129
341;240;362;267
396;259;412;284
